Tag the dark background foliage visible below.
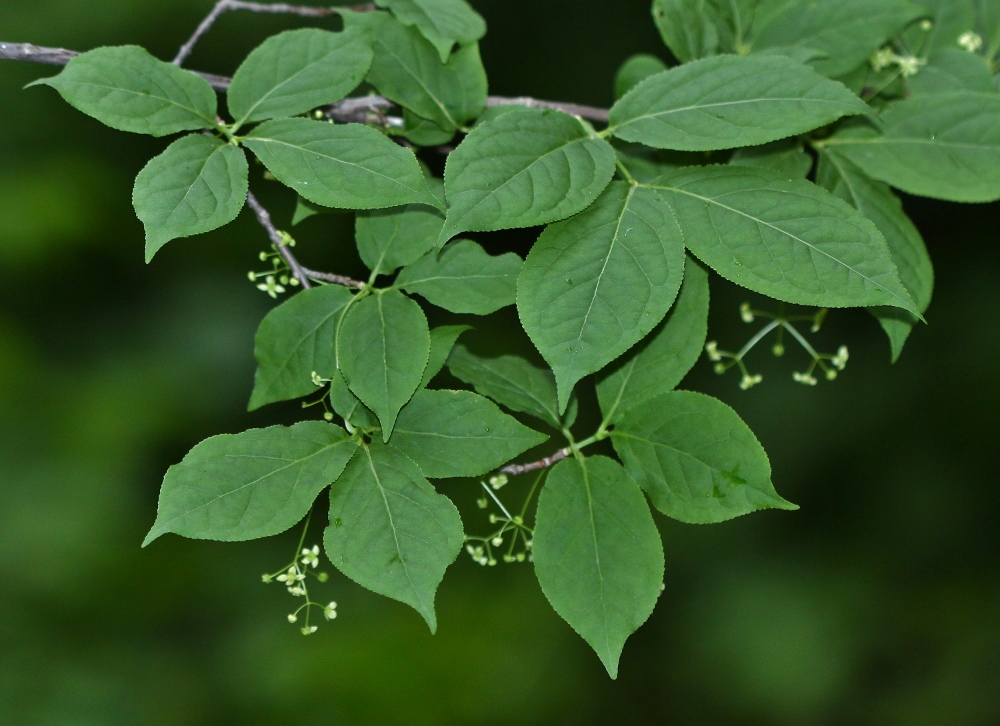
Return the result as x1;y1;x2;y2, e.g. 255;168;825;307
1;1;998;723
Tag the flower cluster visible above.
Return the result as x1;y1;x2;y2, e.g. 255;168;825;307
959;31;984;53
248;234;301;298
465;477;537;566
706;303;849;390
262;543;338;636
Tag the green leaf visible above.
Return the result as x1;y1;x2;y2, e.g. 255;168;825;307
249;285;355;411
982;0;1000;59
816;150;933;361
27;45;217;136
752;0;924;77
389;389;548;478
518;182;686;411
226;27;373;128
904;0;975;53
144;422;357;545
344;11;487;130
825;92;1000;202
441;107;617;241
420;325;470;389
132;134;248;262
243;118;439;210
533;455;663;678
608;54;872;152
614;54;668;99
356;201;446;277
612;391;797;523
652;0;722;62
446;344;573;428
374;0;487;62
324;442;463;632
329;370;379;430
596;258;709;423
402;109;456;146
337;289;430;440
729;139;813;178
396;239;522;314
646;165;919;313
908;50;997;95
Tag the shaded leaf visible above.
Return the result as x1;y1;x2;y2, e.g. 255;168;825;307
612;391;797;523
345;10;486;130
729;139;813;178
374;0;487;62
324;442;463;632
752;0;924;77
249;285;355;411
519;182;686;410
420;325;470;389
825;92;1000;202
816;150;933;361
533;455;663;678
389;389;548;477
614;54;668;99
144;422;357;545
356;198;446;276
28;45;217;136
596;258;709;423
446;344;574;428
329;370;379;430
652;0;722;62
396;239;522;314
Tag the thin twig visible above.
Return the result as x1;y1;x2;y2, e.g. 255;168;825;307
300;267;365;289
2;41;614;123
173;0;376;66
486;96;610;124
499;447;571;477
245;191;312;289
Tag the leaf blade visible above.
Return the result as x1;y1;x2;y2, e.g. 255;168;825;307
612;391;796;523
133;134;248;261
596;257;710;423
28;45;217;136
533;455;664;678
441;107;617;240
227;27;373;127
243;118;439;210
144;421;357;545
647;165;919;313
608;54;873;152
337;289;430;440
396;239;522;314
249;285;356;410
518;182;686;410
324;442;463;631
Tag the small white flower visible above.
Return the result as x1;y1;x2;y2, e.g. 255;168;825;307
324;601;338;620
491;536;503;547
739;302;754;323
832;345;849;370
896;55;925;77
300;545;320;569
287;613;298;623
261;573;273;584
301;625;318;635
705;341;723;362
871;47;895;72
257;275;285;299
489;473;508;490
793;371;818;386
959;31;983;53
739;373;763;390
287;585;306;597
311;371;324;386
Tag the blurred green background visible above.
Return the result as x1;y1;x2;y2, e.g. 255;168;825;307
1;1;999;723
